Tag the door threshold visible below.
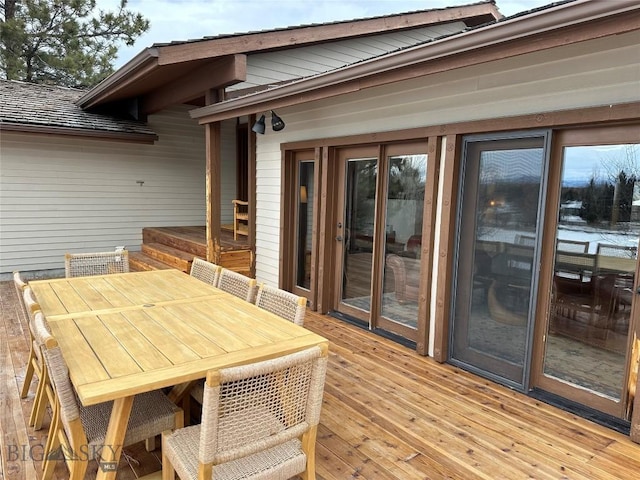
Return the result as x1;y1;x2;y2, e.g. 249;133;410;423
328;311;417;350
529;388;630;435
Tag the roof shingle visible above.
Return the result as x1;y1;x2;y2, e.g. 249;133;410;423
0;80;156;137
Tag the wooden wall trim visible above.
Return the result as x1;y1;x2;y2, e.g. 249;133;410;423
281;102;640;152
0;123;158;144
432;135;460;362
416;136;442;355
248;115;257;276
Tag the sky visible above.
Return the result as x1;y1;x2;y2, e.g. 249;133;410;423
106;0;555;68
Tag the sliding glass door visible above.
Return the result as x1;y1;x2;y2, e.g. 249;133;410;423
333;143;428;342
533;128;640;418
450;132;549;389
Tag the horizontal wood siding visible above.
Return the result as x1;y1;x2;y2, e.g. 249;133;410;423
228;22;466;91
252;31;640;286
0;106;206;275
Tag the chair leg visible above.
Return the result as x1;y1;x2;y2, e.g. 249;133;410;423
20;349;36;398
29;369;48;429
161;432;176;480
42;415;61;480
145;436;156;452
299;426;318;480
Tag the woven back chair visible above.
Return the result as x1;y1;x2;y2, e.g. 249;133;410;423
64;249;129;278
190;257;222;287
13;271;30;321
40;329;183;480
162;345;328;480
19;286;43;396
22;288;54;430
255;283;307;326
218;268;258;303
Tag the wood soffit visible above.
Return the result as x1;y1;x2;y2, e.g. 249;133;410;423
77;3;500;110
189;3;640;124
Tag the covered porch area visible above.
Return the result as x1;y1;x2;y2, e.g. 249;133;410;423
2;280;638;480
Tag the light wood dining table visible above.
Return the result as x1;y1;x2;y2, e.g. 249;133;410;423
29;269;328;480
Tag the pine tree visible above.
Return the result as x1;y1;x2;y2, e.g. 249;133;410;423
0;0;149;88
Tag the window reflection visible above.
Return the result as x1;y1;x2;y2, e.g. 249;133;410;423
545;143;639;400
382;154;427;329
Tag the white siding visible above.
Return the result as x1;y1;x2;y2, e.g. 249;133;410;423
228;22;467;91
252;31;640;287
0;106;206;276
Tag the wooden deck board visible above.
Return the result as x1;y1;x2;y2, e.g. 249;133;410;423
2;279;639;479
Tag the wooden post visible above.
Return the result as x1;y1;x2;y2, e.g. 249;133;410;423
248;114;257;277
205;121;221;264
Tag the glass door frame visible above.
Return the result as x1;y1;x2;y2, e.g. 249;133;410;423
281;149;320;309
449;130;551;392
531;125;640;418
331;141;432;344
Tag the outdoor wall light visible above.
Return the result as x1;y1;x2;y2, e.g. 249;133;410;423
251;111;285;134
251;114;266;134
271;111;285;131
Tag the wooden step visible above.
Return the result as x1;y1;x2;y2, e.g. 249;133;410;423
220;249;252;277
142;227;206;258
129;252;175;272
141;243;195;272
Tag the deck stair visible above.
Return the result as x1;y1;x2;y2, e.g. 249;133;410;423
129;226;251;276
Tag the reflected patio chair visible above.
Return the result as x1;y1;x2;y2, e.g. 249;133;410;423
514;234;536;247
40;325;183;480
65;248;129;277
162;345;328;480
254;283;307;326
218;268;258;303
557;238;589;253
596;243;637;259
190;257;222;287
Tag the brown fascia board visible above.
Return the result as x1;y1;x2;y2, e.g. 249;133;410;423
76;48;159;109
190;0;640;124
0;123;159;143
156;2;501;66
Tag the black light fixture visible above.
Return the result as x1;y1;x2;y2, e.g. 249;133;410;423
271;110;285;131
251;111;285;134
251;114;266;134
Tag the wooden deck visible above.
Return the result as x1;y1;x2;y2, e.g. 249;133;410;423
2;280;639;480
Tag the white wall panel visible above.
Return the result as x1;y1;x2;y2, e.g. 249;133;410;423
0;105;206;276
229;22;467;91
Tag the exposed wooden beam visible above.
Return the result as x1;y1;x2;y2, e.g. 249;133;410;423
140;55;246;115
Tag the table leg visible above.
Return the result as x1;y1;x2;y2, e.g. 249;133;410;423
96;396;134;480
